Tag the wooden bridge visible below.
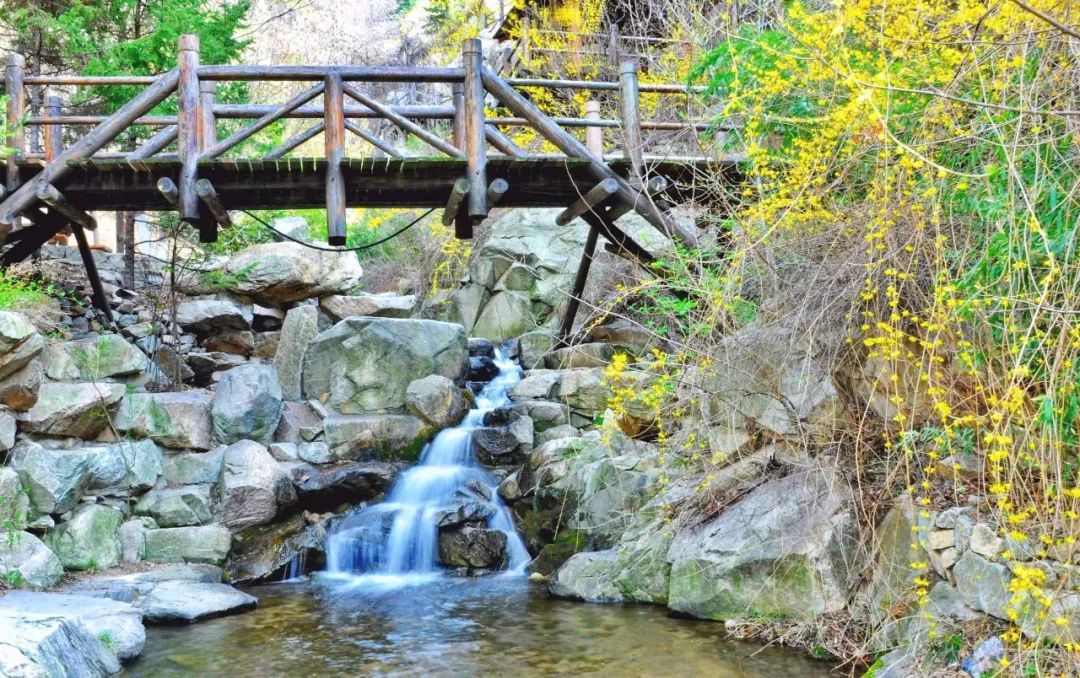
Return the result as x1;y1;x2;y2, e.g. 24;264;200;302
0;36;740;338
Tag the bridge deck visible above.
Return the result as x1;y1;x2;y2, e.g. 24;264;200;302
13;156;740;212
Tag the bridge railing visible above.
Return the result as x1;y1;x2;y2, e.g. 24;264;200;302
2;35;712;247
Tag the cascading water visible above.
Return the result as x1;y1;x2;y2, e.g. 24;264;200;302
324;349;530;584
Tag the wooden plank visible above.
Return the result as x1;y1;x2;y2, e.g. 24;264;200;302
584;100;602;156
451;82;465;148
324;72;347;246
342;83;463;158
463;38;487;222
1;209;66;265
177;34;201;222
197;65;464;82
213;104;454;120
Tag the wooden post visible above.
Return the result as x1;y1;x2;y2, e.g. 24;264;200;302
442;178;470;227
462;39;488;229
5;54;25;195
584;100;602;157
177;34;201;223
619;60;644;182
558;225;599;345
324;72;346;246
44;95;62;162
195;179;233;228
71;223;115;325
198;80;217;151
451;82;465;149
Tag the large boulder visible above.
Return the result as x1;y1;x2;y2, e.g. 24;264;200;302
218;440;296;530
667;469;860;620
471;291;534;343
273;305;319;401
437;527;508;570
44;334;147;381
115;391;213;450
134;485;214;527
175;299;250;334
0;612;120;677
548;549;625;602
405;375;468;429
0;467;29;531
162;448;223;486
292;461;399;512
9;441;92;515
303;317;467;414
0;532;64;588
143;525;232;565
322;414;430;462
46;504;124;571
0;312;44;380
138;581;257;624
0;592;145;662
320;292;416;320
84;440;163;494
219;241;363;303
0;359;43;410
19;382;125;438
212;364;284;444
225;514;327;584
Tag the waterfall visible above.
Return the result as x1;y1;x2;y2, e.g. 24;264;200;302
324;349;530;584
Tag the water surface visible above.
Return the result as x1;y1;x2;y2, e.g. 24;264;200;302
129;577;836;677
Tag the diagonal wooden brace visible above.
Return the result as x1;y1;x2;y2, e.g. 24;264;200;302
195;179;233;231
35;183;97;231
556;178;620;227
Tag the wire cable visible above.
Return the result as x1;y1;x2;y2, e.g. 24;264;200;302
240;208;435;252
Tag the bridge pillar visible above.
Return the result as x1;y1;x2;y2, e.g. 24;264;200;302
5;54;25;196
462;38;488;235
177;35;202;228
619;59;644;184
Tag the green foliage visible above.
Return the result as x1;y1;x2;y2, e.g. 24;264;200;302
4;569;24;588
97;630;117;651
0;271;53;312
200;262;257;291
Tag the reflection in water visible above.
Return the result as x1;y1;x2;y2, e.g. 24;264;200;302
129;578;835;677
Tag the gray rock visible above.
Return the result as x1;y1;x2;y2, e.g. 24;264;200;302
212;364;284;444
0;532;64;588
544;343;615;369
44;334;147;381
0;612;120;677
471;291;533;343
19;382;125;438
405;375;468;428
162;448;223;486
203;330;254;356
45;504;124;571
85;440;163;494
219;241;363;303
138;581;257;623
0;359;43;411
667;469;860;620
437;527;508;570
549;550;625;602
508;370;561;401
115;391;213;450
219;440;296;530
134;485;214;527
271;215;310;241
118;519;151;564
0;591;144;662
10;441;92;515
0;406;15;452
322;414;430;462
320;292;416;320
473;413;533;466
273;401;322;443
513;400;570;431
143;525;232;565
0;312;44;380
296;442;332;464
292;461;399;512
302;317;467;414
273;305;319;401
953;550;1012;620
175;299;250;334
0;467;29;531
224;514;325;584
252;304;285;332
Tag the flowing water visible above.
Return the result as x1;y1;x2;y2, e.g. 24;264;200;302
128;578;837;677
324;349;530;583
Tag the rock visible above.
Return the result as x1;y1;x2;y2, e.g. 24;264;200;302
544;343;615;369
473;414;533;466
405;375;468;428
927;529;954;551
134;486;214;527
9;441;92;514
0;406;15;452
513;400;570;431
84;440;163;494
549;550;625;602
44;334;147;381
322;414;430;462
143;525;232;565
0;591;144;662
320;292;416;320
961;637;1006;678
150;346;194;383
497;470;523;502
272;215;310;241
0;359;43;410
437;527;508;570
467;338;494;358
555;368;612;415
953;550;1012;620
303;317;467;414
0;612;120;677
187;351;247;383
970;523;1002;559
292;461;398;512
45;504;124;570
0;532;64;588
162;448;223;486
269;443;299;462
138;581;257;623
220;242;363;303
115;391;214;450
535;423;578;447
274;401;323;443
0;312;44;381
19;382;125;438
0;468;29;530
203;330;254;356
517;331;556;370
224;514;326;584
471;291;534;342
509;370;561;401
667;469;859;620
118;519;150;564
468;356;499;382
176;299;250;334
422;285;489;331
273;305;319;401
219;440;296;530
212;364;284;444
252;332;280;359
584;318;663;355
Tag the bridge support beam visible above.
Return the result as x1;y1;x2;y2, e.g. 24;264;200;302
177;34;201;226
324;72;347;246
462;38;488;236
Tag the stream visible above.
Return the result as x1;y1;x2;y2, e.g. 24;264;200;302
127;577;836;677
